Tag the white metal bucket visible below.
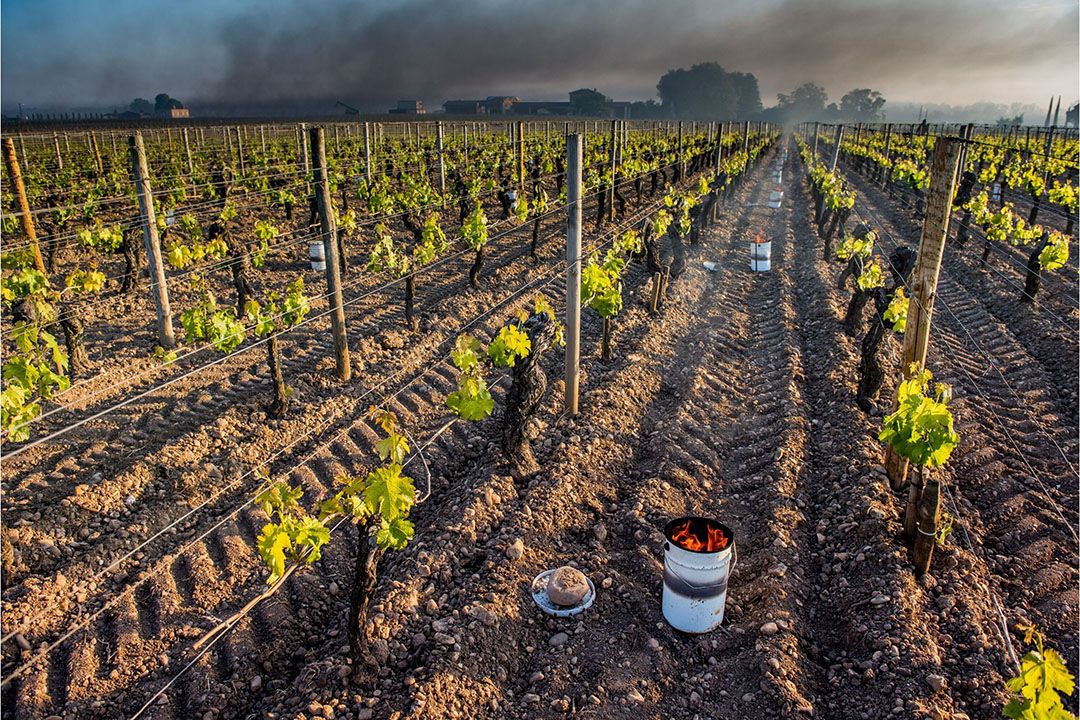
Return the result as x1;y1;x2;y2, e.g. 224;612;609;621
309;241;326;272
773;170;783;184
751;240;771;272
662;517;737;634
767;190;783;209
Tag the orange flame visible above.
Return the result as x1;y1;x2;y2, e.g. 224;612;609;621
670;519;729;552
752;233;767;244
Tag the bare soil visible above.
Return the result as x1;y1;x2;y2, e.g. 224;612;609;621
2;141;1077;720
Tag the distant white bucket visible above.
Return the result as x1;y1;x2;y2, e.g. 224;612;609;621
751;238;771;271
662;517;737;634
768;190;784;209
309;240;326;272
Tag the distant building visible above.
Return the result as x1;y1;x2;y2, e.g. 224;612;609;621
482;96;519;115
388;100;426;115
159;107;189;119
443;100;486;115
444;90;628;118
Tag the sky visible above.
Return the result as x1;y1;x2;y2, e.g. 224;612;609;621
1;0;1077;115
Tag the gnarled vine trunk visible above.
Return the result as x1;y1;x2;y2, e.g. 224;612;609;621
856;291;889;413
266;334;289;418
503;312;558;479
348;519;384;680
59;299;90;379
469;249;484;288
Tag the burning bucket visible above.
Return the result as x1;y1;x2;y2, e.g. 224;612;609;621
750;233;771;272
662;516;736;633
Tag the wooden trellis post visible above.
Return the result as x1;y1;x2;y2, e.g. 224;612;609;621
885;137;962;497
310;127;351;382
564;133;583;416
129;132;175;349
3;139;46;274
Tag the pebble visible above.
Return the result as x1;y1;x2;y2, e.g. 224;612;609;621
870;593;890;606
927;674;945;692
506;538;525;561
250;675;262;692
549;632;570;647
627;689;645;703
547;566;589;606
760;622;779;636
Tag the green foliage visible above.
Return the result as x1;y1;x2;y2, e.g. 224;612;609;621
1;266;50;305
1004;623;1077;720
64;269;106;294
76;223;124;253
252;220;277;268
255;482;331;584
487;324;531;368
180;288;246;352
856;258;886;291
581;258;622;319
1039;232;1070;272
1048;181;1078;214
413;214;448;267
883;287;908;333
254;409;418;584
462;206;489;251
245;277;310;336
2;323;69;442
878;364;958;469
836;231;875;261
445;335;494;421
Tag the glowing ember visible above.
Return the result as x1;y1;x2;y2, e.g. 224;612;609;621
669;518;729;552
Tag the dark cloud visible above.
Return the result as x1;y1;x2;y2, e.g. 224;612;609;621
3;0;1076;114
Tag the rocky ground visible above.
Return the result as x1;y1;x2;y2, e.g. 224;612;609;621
2;140;1077;720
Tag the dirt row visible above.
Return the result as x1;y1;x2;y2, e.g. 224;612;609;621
4;138;1076;720
0;154;724;718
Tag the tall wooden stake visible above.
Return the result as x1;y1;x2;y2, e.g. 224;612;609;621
129;132;175;349
884;137;962;491
830;125;844;172
53;133;64;171
235;126;246;175
363;122;373;183
608;119;618;222
310;127;351;382
564;133;583;416
436;121;446;198
516;120;525;193
3;139;46;274
182;128;194;177
89;132;103;177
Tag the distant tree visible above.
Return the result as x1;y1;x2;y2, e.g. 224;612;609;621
154;93;185;114
839;89;886;122
129;98;153;116
777;82;829;122
995;114;1024;127
1067;102;1079;128
657;62;762;120
629;100;665;119
824;102;842;121
569;89;610;117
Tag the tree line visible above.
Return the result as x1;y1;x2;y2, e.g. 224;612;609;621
651;63;886;125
